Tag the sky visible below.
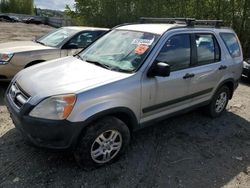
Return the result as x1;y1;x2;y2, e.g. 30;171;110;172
34;0;75;11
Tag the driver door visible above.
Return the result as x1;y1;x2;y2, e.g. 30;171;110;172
141;34;193;123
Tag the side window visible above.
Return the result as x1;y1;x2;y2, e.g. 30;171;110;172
195;34;220;66
220;33;241;58
95;30;107;37
156;34;191;72
68;31;97;49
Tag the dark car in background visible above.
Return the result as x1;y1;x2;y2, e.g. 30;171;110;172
0;15;20;22
22;17;42;24
242;58;250;80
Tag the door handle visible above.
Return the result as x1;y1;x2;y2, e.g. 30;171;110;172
218;65;227;70
183;73;195;79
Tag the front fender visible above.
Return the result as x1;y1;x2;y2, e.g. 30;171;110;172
68;97;140;124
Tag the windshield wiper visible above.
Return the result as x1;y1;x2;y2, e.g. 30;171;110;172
85;59;112;70
35;40;46;46
75;54;84;61
111;67;133;73
85;59;132;73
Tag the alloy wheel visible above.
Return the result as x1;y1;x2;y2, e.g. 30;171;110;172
91;130;122;164
215;92;228;113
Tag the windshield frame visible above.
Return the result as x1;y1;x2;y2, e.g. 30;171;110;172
36;27;79;48
78;29;161;73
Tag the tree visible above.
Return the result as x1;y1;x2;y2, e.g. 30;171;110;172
0;0;34;14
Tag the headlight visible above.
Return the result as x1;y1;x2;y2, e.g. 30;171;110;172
29;94;76;120
0;53;14;64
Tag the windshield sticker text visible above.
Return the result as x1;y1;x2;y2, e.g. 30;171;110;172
132;38;154;46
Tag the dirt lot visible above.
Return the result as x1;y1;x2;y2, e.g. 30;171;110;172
0;22;250;188
0;22;53;43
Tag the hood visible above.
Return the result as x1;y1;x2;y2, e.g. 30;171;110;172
0;41;54;53
16;56;132;99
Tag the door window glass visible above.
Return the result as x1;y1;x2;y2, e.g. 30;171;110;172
68;31;100;49
195;34;220;65
156;34;191;72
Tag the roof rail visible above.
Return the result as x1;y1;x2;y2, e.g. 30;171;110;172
139;17;224;28
194;19;224;27
139;17;195;25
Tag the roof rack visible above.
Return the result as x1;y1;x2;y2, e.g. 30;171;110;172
139;17;195;25
139;17;224;28
194;19;224;27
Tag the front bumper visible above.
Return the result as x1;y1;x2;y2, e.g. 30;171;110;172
5;92;84;150
0;62;19;80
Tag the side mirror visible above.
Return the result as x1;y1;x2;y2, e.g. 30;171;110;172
64;43;79;49
148;62;170;77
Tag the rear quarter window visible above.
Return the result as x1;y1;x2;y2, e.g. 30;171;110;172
220;33;241;58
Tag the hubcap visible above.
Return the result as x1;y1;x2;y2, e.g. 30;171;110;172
91;130;122;164
215;92;227;113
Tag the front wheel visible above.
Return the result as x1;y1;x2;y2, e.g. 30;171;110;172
74;116;130;169
206;86;230;118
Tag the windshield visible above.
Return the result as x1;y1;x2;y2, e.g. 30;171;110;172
37;28;77;47
79;30;160;73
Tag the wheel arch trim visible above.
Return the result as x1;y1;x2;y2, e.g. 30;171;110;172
73;107;139;149
214;78;237;99
24;60;45;68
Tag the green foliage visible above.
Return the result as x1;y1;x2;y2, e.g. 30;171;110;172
0;0;34;14
66;0;250;57
65;4;83;25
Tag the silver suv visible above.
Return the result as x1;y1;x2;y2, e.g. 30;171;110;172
5;18;243;168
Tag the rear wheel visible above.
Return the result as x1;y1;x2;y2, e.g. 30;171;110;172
74;116;130;169
206;86;230;118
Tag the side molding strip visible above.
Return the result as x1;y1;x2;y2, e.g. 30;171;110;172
142;88;213;113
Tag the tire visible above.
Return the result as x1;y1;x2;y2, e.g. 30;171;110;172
74;116;130;169
206;86;230;118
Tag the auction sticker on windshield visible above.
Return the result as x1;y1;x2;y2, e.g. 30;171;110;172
134;44;149;55
132;38;154;46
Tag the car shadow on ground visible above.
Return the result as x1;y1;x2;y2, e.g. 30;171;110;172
0;82;9;106
240;77;250;87
0;109;250;187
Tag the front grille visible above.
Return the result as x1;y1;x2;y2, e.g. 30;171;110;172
9;82;30;109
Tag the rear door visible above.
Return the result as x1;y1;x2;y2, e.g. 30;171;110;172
188;32;225;104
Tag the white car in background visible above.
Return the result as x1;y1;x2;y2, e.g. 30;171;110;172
0;26;109;80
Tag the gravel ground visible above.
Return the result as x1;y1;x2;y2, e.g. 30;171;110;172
0;22;250;188
0;22;53;43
